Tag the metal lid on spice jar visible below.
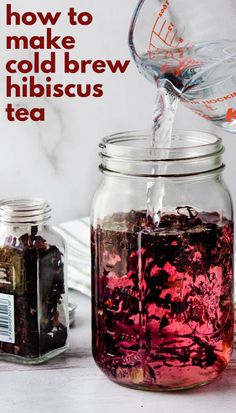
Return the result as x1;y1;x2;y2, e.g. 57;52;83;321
0;198;51;225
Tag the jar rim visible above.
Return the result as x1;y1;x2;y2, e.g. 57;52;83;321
0;198;51;225
99;130;224;177
100;130;223;161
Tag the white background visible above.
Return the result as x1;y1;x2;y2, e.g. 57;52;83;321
0;0;236;223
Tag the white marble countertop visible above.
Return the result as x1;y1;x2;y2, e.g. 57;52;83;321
0;291;235;413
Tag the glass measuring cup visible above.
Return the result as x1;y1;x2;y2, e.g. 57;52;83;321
129;0;236;132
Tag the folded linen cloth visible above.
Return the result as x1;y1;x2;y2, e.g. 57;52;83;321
53;217;91;297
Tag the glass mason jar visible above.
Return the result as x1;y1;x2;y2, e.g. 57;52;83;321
91;130;234;391
0;199;69;364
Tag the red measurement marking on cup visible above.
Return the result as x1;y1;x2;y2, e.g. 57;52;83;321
148;1;185;53
226;108;236;122
149;19;184;51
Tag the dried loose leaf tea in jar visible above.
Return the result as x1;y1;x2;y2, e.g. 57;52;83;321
91;131;234;391
0;199;69;364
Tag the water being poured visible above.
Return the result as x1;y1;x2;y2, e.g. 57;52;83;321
146;85;179;225
152;84;179;146
138;40;236;142
134;40;236;224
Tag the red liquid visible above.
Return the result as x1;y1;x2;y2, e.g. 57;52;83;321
91;208;234;390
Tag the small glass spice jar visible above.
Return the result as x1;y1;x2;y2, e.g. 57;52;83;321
0;199;69;364
91;130;234;391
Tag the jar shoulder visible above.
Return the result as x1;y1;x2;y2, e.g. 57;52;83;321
0;225;66;252
91;175;234;222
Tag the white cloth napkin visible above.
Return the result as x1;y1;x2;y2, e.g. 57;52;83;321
53;218;91;297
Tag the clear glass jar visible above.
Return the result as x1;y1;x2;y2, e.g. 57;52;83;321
0;199;69;364
91;130;234;391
